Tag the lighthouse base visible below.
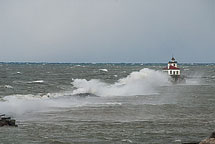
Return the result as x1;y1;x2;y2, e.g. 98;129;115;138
170;75;186;84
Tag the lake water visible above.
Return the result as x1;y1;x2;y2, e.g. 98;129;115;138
0;63;215;143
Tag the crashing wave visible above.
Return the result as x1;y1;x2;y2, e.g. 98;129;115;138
72;68;169;97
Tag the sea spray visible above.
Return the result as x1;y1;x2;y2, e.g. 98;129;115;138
0;93;90;115
72;68;169;96
0;94;47;115
0;68;169;115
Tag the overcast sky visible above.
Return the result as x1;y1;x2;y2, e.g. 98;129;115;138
0;0;214;63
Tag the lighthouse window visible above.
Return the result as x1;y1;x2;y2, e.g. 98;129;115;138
173;71;175;75
170;71;172;74
176;71;178;75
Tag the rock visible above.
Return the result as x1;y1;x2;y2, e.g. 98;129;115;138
199;132;215;144
200;138;215;144
182;132;215;144
0;114;17;127
210;132;215;138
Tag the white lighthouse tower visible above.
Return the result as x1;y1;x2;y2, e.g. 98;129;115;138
163;57;184;82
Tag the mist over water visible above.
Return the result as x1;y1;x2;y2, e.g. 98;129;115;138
0;63;214;144
72;68;169;96
0;65;203;115
0;68;170;115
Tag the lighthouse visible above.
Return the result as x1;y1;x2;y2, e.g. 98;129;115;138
163;57;184;83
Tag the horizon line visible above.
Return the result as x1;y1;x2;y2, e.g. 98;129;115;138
0;61;215;64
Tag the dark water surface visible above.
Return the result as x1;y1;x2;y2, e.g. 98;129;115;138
0;63;215;144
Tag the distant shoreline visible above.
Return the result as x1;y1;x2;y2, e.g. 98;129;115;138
0;62;215;65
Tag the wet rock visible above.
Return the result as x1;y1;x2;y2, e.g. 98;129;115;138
182;132;215;144
199;138;215;144
199;132;215;144
209;132;215;138
0;114;17;127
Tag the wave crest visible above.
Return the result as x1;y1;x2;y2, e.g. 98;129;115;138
72;68;169;96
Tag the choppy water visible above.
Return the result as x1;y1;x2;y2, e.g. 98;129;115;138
0;63;215;144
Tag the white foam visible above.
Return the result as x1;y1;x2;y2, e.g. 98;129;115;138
121;139;133;143
4;85;13;89
72;68;169;97
28;80;44;84
74;65;85;68
99;69;108;72
0;92;88;115
102;102;122;106
0;94;47;115
175;139;181;142
184;69;189;71
0;69;170;116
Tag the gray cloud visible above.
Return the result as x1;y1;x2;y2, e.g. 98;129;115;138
0;0;214;62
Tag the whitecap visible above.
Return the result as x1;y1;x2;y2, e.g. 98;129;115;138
99;69;108;72
103;102;122;106
33;80;44;83
4;85;13;89
121;139;133;143
74;65;85;68
174;139;181;143
28;80;44;84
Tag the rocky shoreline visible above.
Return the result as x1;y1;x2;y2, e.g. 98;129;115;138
182;132;215;144
1;114;215;144
0;114;17;127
